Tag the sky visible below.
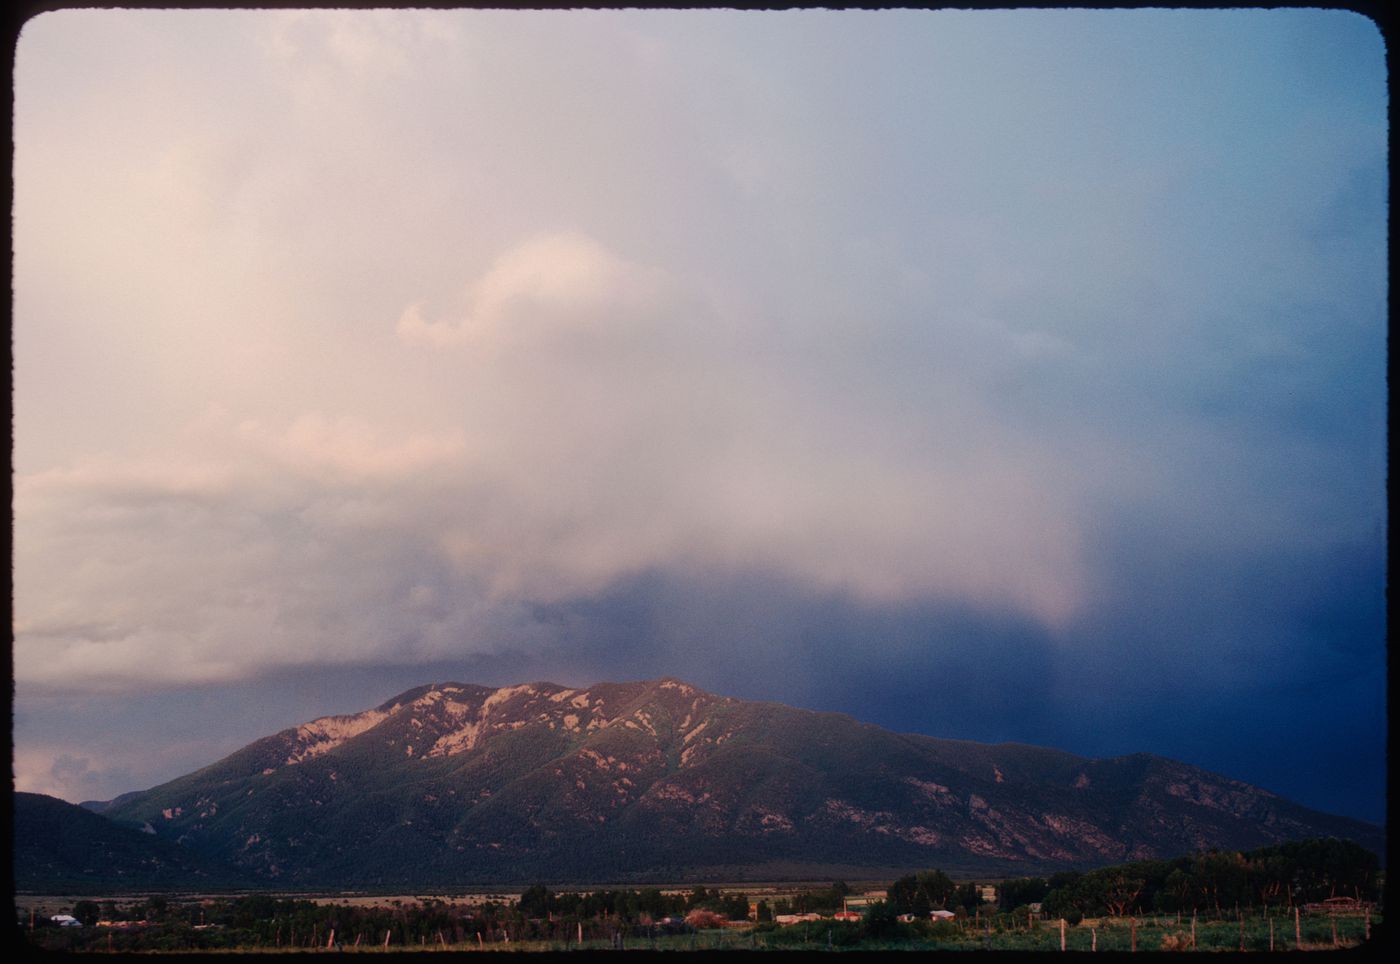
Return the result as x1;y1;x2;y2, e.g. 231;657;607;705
11;8;1387;827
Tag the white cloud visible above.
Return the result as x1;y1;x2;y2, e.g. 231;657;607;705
396;232;671;353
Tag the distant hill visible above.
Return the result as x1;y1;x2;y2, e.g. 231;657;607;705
79;678;1381;887
13;792;253;893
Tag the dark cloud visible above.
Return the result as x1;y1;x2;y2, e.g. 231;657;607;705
12;9;1385;831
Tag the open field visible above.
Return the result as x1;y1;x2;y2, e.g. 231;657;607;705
13;883;890;916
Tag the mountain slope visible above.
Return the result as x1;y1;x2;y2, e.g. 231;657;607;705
95;678;1382;885
13;792;254;893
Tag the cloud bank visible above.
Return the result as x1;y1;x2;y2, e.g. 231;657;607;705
12;9;1386;821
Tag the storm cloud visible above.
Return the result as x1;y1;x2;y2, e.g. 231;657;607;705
12;9;1385;823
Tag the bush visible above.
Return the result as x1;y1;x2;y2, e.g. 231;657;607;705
1159;930;1192;951
684;909;726;930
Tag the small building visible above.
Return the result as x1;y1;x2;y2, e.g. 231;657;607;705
977;885;997;904
832;911;861;922
51;915;82;928
1304;897;1374;916
930;909;957;921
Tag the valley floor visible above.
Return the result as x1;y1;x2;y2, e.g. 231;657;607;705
17;907;1381;954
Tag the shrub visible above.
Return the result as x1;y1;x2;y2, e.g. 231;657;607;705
1159;930;1192;951
684;909;726;930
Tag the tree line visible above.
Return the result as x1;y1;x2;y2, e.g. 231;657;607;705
883;837;1381;924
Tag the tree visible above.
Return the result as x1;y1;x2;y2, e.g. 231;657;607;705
637;888;667;920
1192;851;1248;914
1157;867;1196;912
862;900;900;938
518;884;553;920
887;875;919;915
954;883;982;913
915;870;957;909
1095;870;1146;917
1042;872;1087;923
71;901;100;926
998;876;1049;911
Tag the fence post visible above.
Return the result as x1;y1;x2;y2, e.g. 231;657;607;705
1091;927;1096;952
1131;917;1136;952
1295;907;1301;949
1060;918;1066;951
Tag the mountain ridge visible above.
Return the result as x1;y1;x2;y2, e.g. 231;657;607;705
14;792;256;892
87;677;1382;885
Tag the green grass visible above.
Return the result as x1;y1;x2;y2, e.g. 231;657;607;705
21;913;1379;954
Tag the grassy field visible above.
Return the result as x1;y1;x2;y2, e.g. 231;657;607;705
19;912;1379;953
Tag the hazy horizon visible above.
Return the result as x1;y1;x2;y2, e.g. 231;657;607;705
12;9;1386;826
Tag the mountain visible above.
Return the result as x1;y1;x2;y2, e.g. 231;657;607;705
90;678;1382;886
13;792;254;893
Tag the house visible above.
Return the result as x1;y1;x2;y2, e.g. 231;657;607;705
51;915;82;927
832;911;861;922
978;885;997;904
930;909;957;921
